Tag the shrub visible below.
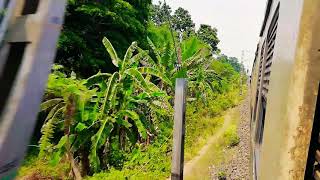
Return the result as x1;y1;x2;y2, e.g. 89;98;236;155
217;171;227;180
223;125;240;147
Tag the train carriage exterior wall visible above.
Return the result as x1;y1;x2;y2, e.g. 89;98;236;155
250;0;320;179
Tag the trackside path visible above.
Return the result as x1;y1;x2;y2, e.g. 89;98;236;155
180;96;250;180
183;109;234;178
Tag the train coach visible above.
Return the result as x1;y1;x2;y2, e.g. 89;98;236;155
250;0;320;179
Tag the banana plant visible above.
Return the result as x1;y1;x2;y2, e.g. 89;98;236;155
87;37;172;172
39;68;98;178
146;36;221;99
39;67;96;156
39;37;173;174
188;64;222;102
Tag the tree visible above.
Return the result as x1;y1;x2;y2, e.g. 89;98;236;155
172;7;195;36
197;24;220;53
55;0;152;77
150;1;172;26
217;55;244;73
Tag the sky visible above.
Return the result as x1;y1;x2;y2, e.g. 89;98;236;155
152;0;267;71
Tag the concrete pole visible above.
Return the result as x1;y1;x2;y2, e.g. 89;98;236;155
171;78;187;180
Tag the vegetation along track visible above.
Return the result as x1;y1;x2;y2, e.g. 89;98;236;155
210;95;250;180
16;1;246;179
184;109;236;178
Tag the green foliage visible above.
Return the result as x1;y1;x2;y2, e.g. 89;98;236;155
56;0;152;77
218;171;227;180
102;37;121;68
39;67;96;156
185;87;241;160
150;1;172;26
87;169;164;180
223;125;240;147
147;23;175;48
92;120;173;179
150;2;197;38
89;118;114;172
151;3;216;45
185;108;223;160
22;2;245;176
184;58;243;160
38;106;64;157
37;37;173;176
217;54;244;73
181;36;211;61
197;24;220;53
147;24;221;101
172;7;195;36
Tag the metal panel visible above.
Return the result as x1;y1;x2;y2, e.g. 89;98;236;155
0;0;66;178
262;4;279;98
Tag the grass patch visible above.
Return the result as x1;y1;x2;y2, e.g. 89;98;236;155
184;107;241;180
184;89;243;162
18;157;70;179
185;115;224;161
86;169;164;180
17;146;70;179
185;135;234;180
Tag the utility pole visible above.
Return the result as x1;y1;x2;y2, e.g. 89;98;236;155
170;26;188;179
171;78;187;180
164;0;188;175
0;1;66;178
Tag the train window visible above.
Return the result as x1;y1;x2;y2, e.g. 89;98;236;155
304;83;320;180
0;42;28;116
259;98;267;144
257;41;265;89
255;97;267;144
21;0;40;15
